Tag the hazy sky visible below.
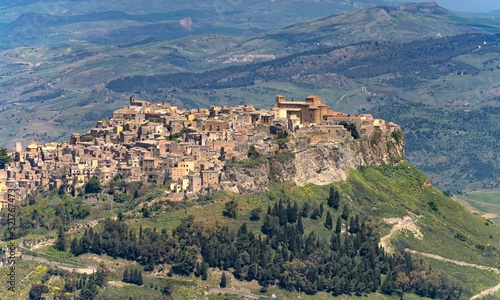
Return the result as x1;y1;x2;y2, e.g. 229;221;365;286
435;0;500;13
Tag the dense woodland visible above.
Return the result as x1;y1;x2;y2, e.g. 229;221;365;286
70;190;463;299
371;99;500;189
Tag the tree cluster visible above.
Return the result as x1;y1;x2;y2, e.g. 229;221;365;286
34;267;106;300
339;122;360;139
327;186;340;210
84;177;101;194
122;267;143;285
70;203;462;298
0;146;12;169
70;228;102;256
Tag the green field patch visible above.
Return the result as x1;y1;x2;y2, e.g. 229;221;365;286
454;189;500;225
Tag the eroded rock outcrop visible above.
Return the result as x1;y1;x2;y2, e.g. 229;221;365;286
221;131;405;193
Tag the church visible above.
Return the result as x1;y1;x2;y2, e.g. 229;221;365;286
272;94;340;125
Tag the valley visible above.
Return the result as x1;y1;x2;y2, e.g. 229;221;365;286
454;190;500;225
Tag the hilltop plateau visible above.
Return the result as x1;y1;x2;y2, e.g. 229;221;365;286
1;2;500;190
107;31;500;191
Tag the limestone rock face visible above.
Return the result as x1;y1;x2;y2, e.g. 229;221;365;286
221;131;405;193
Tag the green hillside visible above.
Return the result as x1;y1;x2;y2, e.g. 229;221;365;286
3;162;500;299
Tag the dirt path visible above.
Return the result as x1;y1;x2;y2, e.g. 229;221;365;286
19;240;97;274
21;253;97;274
381;215;500;300
405;250;500;274
470;282;500;300
208;288;267;299
407;250;500;300
379;215;423;254
337;93;348;104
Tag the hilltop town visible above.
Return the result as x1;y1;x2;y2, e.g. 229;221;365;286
0;94;400;207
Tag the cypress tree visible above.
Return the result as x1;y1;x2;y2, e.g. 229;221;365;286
297;216;304;235
330;233;340;251
220;147;226;161
272;202;278;216
278;201;286;226
292;202;298;222
352;215;360;234
137;269;143;286
324;211;333;230
92;234;102;255
201;262;208;281
80;231;90;253
54;227;67;252
310;206;320;220
327;186;335;208
287;202;297;223
335;216;342;233
380;270;395;295
349;217;355;234
131;269;137;284
122;268;130;283
220;272;228;288
300;202;310;218
194;262;201;277
319;203;324;217
70;237;80;255
341;204;349;220
333;191;340;210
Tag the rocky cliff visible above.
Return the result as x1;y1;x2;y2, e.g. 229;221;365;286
221;131;405;193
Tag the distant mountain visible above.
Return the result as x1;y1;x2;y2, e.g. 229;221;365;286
0;0;443;50
227;2;483;57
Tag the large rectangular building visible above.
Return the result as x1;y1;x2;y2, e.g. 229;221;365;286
272;94;340;125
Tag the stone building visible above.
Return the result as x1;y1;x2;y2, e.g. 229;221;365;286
272;94;339;125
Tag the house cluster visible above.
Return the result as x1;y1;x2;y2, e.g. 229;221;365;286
0;94;399;206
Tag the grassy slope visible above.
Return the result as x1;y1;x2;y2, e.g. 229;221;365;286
97;162;500;299
3;163;499;298
0;262;48;300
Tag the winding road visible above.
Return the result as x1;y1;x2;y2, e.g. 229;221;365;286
381;216;500;300
18;241;97;274
17;218;103;274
